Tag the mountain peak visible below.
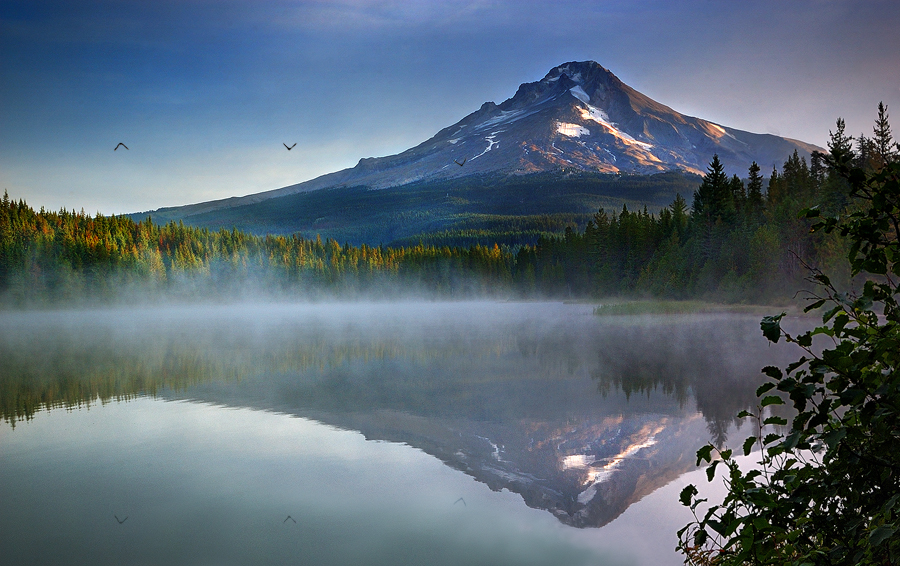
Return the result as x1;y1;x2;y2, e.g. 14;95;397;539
543;61;607;84
143;61;823;217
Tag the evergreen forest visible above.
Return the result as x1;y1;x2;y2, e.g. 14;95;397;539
1;108;895;307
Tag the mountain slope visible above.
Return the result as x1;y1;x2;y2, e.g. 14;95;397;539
136;61;821;239
141;171;698;246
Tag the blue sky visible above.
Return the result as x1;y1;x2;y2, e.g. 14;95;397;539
2;0;898;214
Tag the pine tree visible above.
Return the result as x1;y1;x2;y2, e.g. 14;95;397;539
809;151;826;198
856;133;878;172
692;154;732;223
766;166;783;206
729;175;745;215
873;101;898;167
782;150;811;202
745;161;764;220
669;193;689;238
827;117;854;166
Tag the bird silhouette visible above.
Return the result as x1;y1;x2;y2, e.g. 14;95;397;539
284;143;296;150
284;515;296;523
454;497;466;507
115;515;128;524
114;143;128;151
454;157;466;166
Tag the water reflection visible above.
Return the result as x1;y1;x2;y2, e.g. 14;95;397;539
0;302;799;529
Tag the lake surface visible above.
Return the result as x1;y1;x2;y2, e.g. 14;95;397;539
0;301;800;565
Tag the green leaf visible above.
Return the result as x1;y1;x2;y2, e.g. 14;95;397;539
706;460;720;482
693;528;708;547
696;444;713;465
679;484;698;506
783;430;802;450
761;314;785;343
804;299;826;312
869;525;896;546
743;436;756;456
802;206;821;218
762;366;783;380
763;416;788;426
763;433;782;445
761;395;784;407
822;428;847;449
756;381;776;395
823;305;842;323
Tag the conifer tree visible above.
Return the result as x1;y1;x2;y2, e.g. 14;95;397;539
678;107;900;566
827;117;854;165
873;101;898;167
766;166;783;206
745;161;765;220
670;193;689;234
692;154;733;224
729;175;745;215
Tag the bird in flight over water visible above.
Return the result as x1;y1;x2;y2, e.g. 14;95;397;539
454;157;466;166
284;515;296;523
284;143;296;150
114;143;128;151
454;497;466;506
114;515;128;524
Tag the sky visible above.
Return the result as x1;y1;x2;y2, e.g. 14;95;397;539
2;0;899;215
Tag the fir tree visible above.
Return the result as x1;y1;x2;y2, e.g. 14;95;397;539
692;154;733;224
827;117;854;166
745;161;764;220
766;166;783;206
873;101;898;167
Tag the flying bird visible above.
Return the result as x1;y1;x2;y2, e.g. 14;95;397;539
284;143;296;150
454;497;466;507
454;157;466;166
114;143;129;151
284;515;296;523
114;515;128;524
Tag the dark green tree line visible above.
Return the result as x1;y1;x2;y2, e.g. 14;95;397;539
678;106;900;565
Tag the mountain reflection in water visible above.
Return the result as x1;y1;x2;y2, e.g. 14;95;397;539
0;302;800;528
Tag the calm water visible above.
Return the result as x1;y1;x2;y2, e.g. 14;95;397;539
0;302;799;565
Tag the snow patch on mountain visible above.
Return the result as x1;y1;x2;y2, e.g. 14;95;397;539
569;85;590;104
553;64;583;84
475;106;547;132
470;132;501;161
578;103;653;149
556;122;590;138
708;123;746;145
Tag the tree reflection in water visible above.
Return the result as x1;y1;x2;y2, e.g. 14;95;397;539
0;304;802;527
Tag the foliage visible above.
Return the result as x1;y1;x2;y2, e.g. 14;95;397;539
524;146;842;301
135;170;696;246
0;121;875;305
0;144;846;304
0;195;518;304
677;107;900;565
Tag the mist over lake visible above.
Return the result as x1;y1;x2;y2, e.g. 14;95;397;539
0;301;803;565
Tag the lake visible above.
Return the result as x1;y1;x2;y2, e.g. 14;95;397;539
0;301;799;565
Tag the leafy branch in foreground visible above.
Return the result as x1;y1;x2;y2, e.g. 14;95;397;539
678;110;900;565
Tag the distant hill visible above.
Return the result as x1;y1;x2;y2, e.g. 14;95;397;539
137;171;699;247
133;61;821;244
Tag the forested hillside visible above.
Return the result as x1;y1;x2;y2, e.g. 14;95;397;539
132;170;699;247
2;109;893;306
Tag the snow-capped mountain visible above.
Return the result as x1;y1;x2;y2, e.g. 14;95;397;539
144;61;820;218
